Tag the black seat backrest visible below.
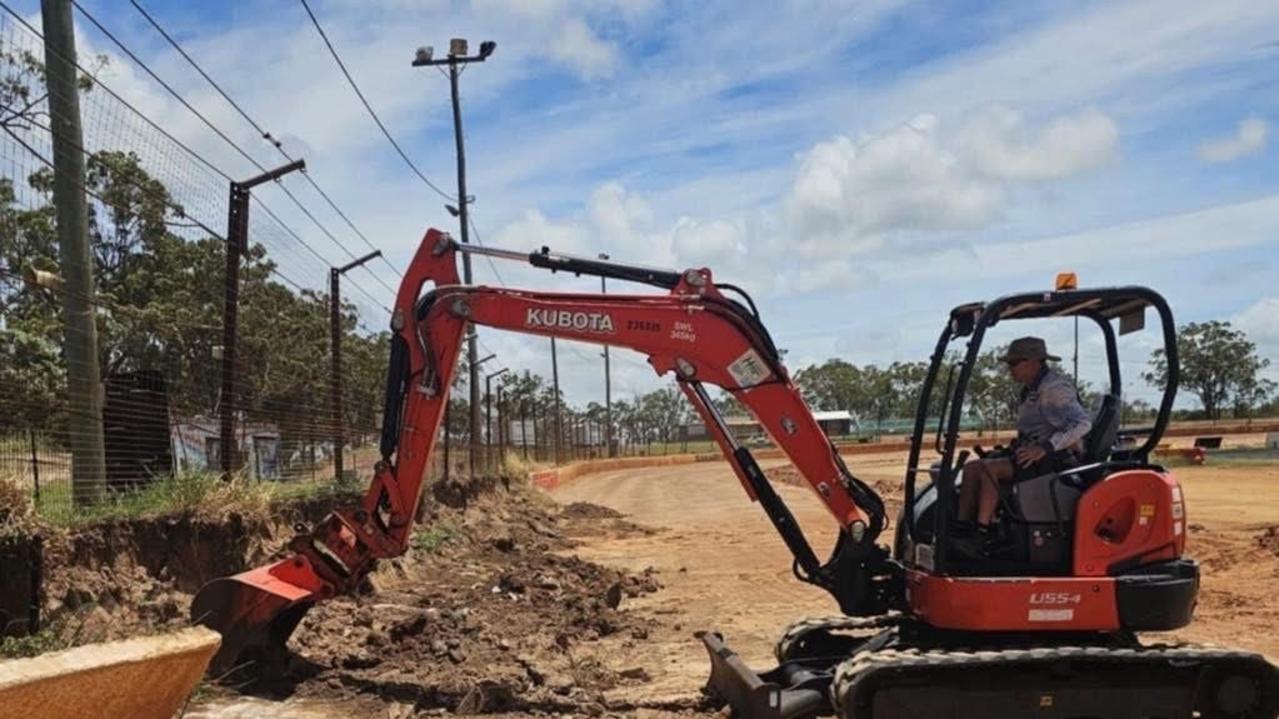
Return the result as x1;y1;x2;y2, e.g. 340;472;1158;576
1082;394;1120;464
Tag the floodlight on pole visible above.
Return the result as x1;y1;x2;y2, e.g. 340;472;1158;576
413;35;497;476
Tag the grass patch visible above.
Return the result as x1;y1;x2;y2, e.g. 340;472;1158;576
500;450;545;478
34;471;271;526
0;609;96;660
1203;447;1279;467
28;470;362;527
410;522;456;553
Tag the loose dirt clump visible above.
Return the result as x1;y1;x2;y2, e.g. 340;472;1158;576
558;502;659;541
560;502;624;520
767;465;902;512
243;477;670;715
1257;526;1279;556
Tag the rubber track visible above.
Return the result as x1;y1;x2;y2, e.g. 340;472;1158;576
831;640;1272;719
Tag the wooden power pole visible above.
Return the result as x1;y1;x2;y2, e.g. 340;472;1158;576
42;0;105;505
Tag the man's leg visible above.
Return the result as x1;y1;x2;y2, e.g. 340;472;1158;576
976;457;1015;526
957;460;987;522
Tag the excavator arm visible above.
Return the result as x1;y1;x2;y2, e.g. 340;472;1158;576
191;228;897;676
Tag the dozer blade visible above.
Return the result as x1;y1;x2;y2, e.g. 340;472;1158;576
189;556;328;678
700;631;832;719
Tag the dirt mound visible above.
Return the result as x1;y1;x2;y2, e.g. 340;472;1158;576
560;502;624;520
207;477;671;715
1257;526;1279;556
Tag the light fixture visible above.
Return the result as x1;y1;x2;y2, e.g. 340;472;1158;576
449;38;468;57
478;41;496;59
414;46;434;64
445;204;460;217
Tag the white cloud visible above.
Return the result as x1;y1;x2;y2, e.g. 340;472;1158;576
955;105;1119;180
877;194;1279;282
550;17;618;80
587;182;654;243
1234;297;1279;351
1233;297;1279;385
1197;116;1270;163
783;107;1117;265
787;116;1002;248
670;217;747;267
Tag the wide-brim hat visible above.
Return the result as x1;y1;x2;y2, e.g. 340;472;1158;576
1001;336;1061;363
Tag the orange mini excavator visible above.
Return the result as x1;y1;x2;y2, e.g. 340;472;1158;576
192;229;1278;718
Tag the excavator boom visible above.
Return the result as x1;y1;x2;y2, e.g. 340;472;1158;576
191;228;893;675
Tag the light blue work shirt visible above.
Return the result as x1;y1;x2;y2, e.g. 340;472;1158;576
1017;367;1093;453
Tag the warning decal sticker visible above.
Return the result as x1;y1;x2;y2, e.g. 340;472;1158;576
728;348;771;388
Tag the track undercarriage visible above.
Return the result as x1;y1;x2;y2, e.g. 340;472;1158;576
702;615;1279;719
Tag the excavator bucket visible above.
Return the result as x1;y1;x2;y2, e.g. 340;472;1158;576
189;557;327;677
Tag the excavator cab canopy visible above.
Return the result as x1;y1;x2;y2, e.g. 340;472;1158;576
903;283;1180;575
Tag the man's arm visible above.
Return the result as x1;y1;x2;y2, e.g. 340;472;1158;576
1039;379;1093;452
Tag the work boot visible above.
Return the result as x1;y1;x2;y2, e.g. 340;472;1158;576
982;530;1017;559
949;535;982;560
950;532;989;560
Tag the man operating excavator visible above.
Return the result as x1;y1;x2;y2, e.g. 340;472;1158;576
954;336;1092;557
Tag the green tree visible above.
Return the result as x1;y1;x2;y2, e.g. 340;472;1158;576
962;347;1018;432
0;326;64;430
1144;321;1273;420
794;359;865;413
637;387;691;444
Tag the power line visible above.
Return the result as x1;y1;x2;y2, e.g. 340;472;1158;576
68;0;392;306
467;216;506;286
297;0;455;202
126;0;404;288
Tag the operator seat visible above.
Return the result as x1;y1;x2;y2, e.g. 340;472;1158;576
1012;393;1121;524
1079;393;1120;467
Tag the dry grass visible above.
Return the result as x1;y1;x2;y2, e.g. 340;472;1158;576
0;475;33;523
35;470;279;526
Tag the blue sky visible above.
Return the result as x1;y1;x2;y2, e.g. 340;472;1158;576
10;0;1279;409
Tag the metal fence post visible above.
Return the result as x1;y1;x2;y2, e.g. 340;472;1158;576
28;429;40;504
219;160;304;481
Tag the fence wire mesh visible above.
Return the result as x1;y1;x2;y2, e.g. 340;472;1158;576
0;13;402;518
